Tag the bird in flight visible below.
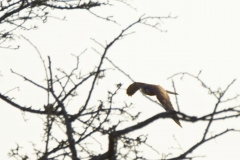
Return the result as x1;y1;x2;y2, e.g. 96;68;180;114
126;82;182;127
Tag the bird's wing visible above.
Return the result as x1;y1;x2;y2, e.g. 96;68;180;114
154;86;182;128
166;90;178;95
126;82;140;96
157;98;182;127
155;91;175;111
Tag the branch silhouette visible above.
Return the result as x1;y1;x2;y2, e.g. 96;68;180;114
1;3;239;159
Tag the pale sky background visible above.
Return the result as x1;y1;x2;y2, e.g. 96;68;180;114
1;0;240;159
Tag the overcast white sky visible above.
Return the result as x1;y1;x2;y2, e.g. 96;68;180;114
1;0;240;159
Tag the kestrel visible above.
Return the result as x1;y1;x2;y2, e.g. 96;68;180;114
126;82;182;127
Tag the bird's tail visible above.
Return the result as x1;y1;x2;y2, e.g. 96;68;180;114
163;102;182;128
171;115;182;128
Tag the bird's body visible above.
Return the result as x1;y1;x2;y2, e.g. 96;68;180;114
126;82;182;127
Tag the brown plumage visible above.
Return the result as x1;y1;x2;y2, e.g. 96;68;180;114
126;82;182;128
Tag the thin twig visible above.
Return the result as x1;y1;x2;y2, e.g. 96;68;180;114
171;79;180;112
